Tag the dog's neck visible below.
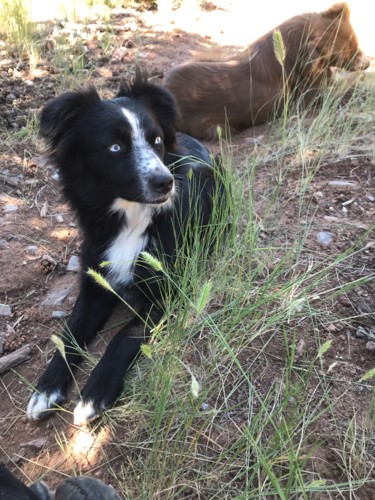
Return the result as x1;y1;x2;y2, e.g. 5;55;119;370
102;199;154;288
110;198;155;229
110;197;173;226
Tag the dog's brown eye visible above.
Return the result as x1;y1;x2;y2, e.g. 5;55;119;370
109;143;122;153
154;136;162;146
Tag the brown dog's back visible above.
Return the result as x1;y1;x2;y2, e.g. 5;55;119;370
165;3;369;141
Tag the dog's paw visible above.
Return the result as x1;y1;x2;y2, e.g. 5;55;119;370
73;400;101;426
27;390;65;421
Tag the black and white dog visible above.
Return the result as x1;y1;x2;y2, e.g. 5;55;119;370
27;71;224;426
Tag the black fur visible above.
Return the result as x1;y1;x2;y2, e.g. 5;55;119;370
27;72;224;424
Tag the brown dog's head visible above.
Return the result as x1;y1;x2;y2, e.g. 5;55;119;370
309;3;369;71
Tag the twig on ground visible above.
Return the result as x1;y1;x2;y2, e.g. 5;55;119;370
0;344;31;374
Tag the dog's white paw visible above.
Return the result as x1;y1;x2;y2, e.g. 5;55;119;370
73;400;98;426
27;390;64;421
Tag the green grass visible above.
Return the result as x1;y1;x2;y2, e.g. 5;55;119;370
0;0;34;58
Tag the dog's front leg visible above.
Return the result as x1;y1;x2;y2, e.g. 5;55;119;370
73;307;162;426
27;279;116;421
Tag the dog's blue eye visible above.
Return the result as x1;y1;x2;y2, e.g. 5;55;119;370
109;143;122;153
154;136;162;145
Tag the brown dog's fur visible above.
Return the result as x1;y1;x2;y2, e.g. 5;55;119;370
165;3;369;140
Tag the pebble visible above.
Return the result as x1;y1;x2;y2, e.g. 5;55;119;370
12;449;26;463
66;255;80;272
3;204;18;213
316;231;334;246
51;171;60;182
55;214;64;223
40;287;72;307
51;310;67;319
366;194;375;202
313;191;323;201
26;245;38;255
200;402;209;411
365;341;375;351
20;437;48;450
0;304;12;317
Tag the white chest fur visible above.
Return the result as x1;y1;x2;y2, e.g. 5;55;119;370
105;200;153;288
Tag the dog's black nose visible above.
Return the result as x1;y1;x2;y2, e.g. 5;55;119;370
149;173;174;195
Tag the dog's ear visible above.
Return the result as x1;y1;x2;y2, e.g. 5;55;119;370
322;3;350;20
117;69;179;148
40;87;101;149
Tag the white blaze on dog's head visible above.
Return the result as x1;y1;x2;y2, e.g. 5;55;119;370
120;107;175;204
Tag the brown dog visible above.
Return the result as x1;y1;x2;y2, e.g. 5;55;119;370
165;3;369;140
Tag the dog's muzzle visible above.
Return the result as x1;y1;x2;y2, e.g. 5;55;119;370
145;168;174;205
149;171;174;196
350;50;370;71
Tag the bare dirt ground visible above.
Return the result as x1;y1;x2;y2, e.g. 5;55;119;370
1;1;375;496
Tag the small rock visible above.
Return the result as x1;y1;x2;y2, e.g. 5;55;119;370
200;402;209;411
0;304;12;317
0;239;9;249
20;437;48;450
66;255;80;272
55;214;64;223
366;194;375;202
26;245;38;255
52;310;67;319
365;341;375;351
327;323;337;333
11;448;26;463
316;231;334;246
51;171;60;182
3;204;18;213
313;191;323;201
40;287;72;307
